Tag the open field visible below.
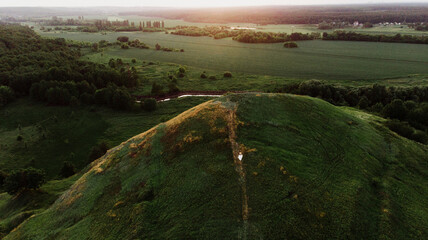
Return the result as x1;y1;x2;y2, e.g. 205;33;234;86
46;30;428;81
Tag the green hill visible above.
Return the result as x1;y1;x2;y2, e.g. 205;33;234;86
5;93;428;239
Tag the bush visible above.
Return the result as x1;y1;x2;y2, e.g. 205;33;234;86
117;36;129;42
385;120;414;139
382;99;407;120
0;86;14;107
4;168;46;195
358;96;369;109
151;82;164;95
121;44;129;49
223;71;233;78
60;161;76;178
155;43;161;50
89;142;109;162
178;67;186;73
132;58;137;64
141;98;157;112
284;42;298;48
209;76;217;80
0;170;7;188
200;73;207;79
168;83;179;93
412;130;428;144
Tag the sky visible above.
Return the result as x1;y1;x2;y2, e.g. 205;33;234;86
0;0;426;8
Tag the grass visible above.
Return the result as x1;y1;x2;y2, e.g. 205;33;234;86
61;31;428;81
5;93;428;239
0;97;212;179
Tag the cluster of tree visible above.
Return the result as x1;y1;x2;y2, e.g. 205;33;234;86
172;26;241;39
274;81;428;143
408;22;428;31
322;31;428;44
233;31;319;43
128;39;150;49
129;5;428;25
154;43;184;52
140;98;157;111
41;17;166;33
0;25;138;109
317;21;352;30
1;168;46;195
284;42;298;48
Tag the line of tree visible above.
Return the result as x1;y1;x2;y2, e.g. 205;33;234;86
408;22;428;31
322;31;428;44
274;80;428;144
233;31;319;43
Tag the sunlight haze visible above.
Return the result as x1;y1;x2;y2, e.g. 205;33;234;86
1;0;427;7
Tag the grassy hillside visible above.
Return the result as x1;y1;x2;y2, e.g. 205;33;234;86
0;97;211;178
5;93;428;239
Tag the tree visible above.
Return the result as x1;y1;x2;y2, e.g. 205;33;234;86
117;36;129;42
284;42;298;48
60;161;76;178
155;43;161;50
382;99;407;120
141;98;157;111
4;168;46;195
223;71;233;78
91;42;99;52
358;96;369;109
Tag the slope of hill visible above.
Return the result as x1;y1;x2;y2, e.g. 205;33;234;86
6;93;428;239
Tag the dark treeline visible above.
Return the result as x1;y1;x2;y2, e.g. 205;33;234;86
408;22;428;31
172;26;319;43
0;24;138;109
40;17;166;33
128;5;428;24
274;80;428;144
322;31;428;44
233;31;319;43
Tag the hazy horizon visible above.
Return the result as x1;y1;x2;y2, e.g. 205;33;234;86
1;0;427;8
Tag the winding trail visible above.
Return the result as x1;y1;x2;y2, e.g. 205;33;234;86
226;106;249;240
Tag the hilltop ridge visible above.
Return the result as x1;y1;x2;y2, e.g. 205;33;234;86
6;93;428;239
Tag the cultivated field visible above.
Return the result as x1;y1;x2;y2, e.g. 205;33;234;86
38;30;428;81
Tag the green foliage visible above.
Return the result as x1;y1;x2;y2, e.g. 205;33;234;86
151;82;164;95
4;168;46;195
209;75;217;80
88;142;109;162
200;73;207;78
382;99;407;120
59;161;76;178
358;96;369;109
7;93;428;239
283;41;298;48
323;31;428;44
116;36;129;42
0;86;14;107
223;71;232;78
141;98;157;112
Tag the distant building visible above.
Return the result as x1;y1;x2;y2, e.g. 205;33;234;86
353;21;359;27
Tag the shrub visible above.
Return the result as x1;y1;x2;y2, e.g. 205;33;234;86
209;76;217;80
0;86;15;107
117;36;129;42
0;170;7;188
4;168;46;195
141;98;157;112
177;73;185;78
17;135;23;141
155;43;161;50
168;83;179;93
284;42;298;48
178;67;186;73
412;130;428;144
121;44;129;49
358;96;369;109
60;161;76;178
200;73;207;79
151;82;164;95
385;120;414;139
131;58;137;64
382;99;407;120
89;142;109;162
223;71;233;78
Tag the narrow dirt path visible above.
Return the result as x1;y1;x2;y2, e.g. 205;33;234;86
226;106;249;240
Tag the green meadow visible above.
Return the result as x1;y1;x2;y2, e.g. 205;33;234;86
38;30;428;81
